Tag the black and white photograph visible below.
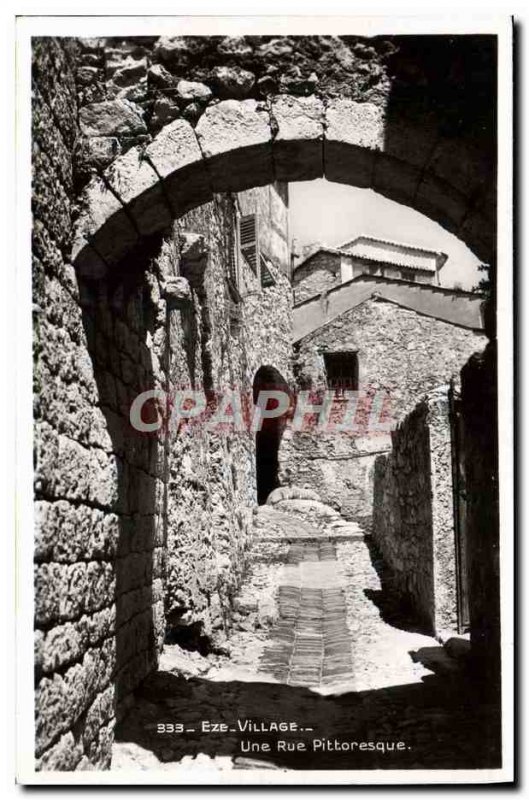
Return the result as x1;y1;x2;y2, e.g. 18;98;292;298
13;13;514;785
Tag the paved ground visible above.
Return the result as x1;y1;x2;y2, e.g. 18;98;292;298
112;500;501;774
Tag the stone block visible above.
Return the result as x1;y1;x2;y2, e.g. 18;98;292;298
381;116;437;171
36;731;83;771
35;644;115;755
271;94;324;182
210;65;255;99
458;208;495;265
144;118;212;216
76;135;121;176
428;137;492;201
150;97;181;129
415;172;470;236
195;99;274;193
176;79;212;103
372;153;422;208
324;99;385;188
163;276;192;309
71;175;138;273
79;99;147;137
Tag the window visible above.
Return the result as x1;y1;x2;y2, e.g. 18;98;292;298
260;254;276;288
239;213;259;276
323;351;359;392
399;268;416;282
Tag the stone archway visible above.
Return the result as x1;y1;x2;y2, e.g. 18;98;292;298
72;94;495;280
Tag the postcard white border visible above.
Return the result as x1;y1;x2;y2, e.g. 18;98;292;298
15;13;514;786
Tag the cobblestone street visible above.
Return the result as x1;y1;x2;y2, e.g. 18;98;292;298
112;499;501;774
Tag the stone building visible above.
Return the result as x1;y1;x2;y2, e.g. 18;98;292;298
283;276;487;518
292;236;448;304
30;34;500;771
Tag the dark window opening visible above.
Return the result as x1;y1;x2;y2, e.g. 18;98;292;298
399;268;417;282
323;351;359;393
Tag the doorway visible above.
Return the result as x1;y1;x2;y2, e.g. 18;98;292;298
253;366;290;505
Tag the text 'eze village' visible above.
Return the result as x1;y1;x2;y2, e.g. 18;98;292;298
32;34;500;772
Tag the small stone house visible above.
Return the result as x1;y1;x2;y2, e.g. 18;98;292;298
292;235;448;304
281;275;487;519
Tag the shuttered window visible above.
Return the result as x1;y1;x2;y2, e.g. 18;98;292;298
239;214;259;276
260;255;275;288
228;214;239;289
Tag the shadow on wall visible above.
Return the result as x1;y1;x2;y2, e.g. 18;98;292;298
362;536;433;636
78;233;168;725
380;34;497;267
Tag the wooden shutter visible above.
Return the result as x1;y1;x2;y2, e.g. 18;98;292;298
260;255;275;288
239;214;259;275
228;216;239;288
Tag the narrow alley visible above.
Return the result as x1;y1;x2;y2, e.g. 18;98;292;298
112;494;500;774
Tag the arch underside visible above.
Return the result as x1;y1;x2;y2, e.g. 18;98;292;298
72;96;495;278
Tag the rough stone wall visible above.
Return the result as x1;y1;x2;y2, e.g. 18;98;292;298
33;38;165;770
293;251;341;304
162;187;292;643
35;191;168;775
33;37;120;771
73;35;395;184
372;389;457;634
283;296;486;518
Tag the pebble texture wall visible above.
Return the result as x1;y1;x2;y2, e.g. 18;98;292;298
372;388;458;634
293;251;342;304
284;296;486;518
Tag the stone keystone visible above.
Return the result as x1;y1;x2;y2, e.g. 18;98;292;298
195;99;274;193
271;94;325;182
144;119;212;216
324;99;385;189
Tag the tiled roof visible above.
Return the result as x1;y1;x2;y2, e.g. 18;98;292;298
340;235;447;272
294;236;448;274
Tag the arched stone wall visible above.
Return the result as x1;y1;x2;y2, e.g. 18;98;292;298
73;92;494;279
71;35;496;276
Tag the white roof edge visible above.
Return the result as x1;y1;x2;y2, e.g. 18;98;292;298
339;234;449;260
